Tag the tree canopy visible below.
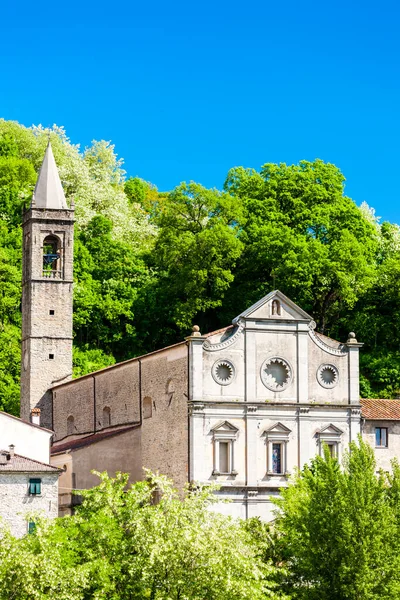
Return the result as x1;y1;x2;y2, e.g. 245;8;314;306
0;118;400;414
271;439;400;599
0;471;283;599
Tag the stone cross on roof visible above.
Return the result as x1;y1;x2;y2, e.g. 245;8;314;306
32;141;68;209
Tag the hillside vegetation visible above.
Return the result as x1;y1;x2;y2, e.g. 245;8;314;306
1;119;399;415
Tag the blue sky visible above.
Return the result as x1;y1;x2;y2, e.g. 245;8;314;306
1;0;399;222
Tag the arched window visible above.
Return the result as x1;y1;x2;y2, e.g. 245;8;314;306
67;415;74;435
143;397;152;419
103;406;111;428
43;235;61;278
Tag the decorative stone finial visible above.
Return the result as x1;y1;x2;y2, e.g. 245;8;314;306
191;325;201;337
347;332;357;344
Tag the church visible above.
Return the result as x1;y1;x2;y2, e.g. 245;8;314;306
20;143;400;522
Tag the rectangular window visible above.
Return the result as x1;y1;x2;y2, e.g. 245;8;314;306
375;427;388;448
272;443;282;474
219;441;230;473
49;354;54;360
49;309;55;316
29;478;41;495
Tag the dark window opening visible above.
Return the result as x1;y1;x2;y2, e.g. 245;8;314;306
49;354;54;360
49;309;55;315
375;427;388;448
29;478;41;495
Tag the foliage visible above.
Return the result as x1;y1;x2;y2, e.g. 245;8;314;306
1;118;400;411
223;161;378;333
0;472;284;600
273;438;400;599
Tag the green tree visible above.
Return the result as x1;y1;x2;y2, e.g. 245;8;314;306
0;472;284;600
136;182;244;350
224;161;378;334
274;438;400;599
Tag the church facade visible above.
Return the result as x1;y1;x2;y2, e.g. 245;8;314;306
20;144;400;521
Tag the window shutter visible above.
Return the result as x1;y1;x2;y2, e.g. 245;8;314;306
29;478;41;495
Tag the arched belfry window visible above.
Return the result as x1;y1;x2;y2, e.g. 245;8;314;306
43;235;61;278
103;406;111;428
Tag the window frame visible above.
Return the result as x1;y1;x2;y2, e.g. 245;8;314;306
211;421;238;476
264;422;291;476
375;427;388;448
317;424;343;460
29;478;41;496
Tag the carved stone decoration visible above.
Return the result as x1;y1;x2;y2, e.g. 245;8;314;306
308;324;348;356
203;322;244;352
317;364;339;389
261;357;292;392
212;360;235;386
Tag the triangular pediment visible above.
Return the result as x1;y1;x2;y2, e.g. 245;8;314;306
319;424;344;436
232;290;313;324
211;420;239;433
264;422;292;435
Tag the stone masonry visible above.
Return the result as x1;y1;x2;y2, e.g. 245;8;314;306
20;143;74;430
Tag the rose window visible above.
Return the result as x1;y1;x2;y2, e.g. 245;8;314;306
212;360;235;386
261;357;292;391
317;364;339;389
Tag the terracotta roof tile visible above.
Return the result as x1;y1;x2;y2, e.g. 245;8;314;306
361;399;400;420
51;423;140;454
0;452;61;473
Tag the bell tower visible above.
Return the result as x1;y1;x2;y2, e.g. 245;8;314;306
20;142;74;429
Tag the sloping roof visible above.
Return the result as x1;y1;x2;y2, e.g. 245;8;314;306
361;399;400;420
0;452;60;473
51;424;140;455
32;142;68;209
232;290;313;324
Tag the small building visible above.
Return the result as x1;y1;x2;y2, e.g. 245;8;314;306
0;446;60;537
361;399;400;472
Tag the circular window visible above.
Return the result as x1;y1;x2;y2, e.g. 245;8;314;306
212;360;235;386
261;357;292;391
317;364;339;389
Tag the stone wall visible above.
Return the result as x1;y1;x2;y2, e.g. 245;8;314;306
0;473;58;537
140;344;189;489
52;342;189;491
20;207;74;429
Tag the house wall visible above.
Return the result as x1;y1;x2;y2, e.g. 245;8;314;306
51;428;142;515
0;473;58;537
363;420;400;471
0;413;52;464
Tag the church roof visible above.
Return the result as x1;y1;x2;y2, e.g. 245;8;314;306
361;398;400;420
32;142;68;209
51;423;140;454
0;451;60;473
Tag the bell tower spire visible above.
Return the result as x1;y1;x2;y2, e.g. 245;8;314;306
20;142;74;429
